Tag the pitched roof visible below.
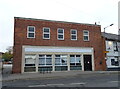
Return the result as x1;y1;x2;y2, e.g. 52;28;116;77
102;32;120;41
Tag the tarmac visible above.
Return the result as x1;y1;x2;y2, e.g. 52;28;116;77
1;64;119;82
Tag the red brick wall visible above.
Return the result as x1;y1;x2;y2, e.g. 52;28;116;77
13;17;107;73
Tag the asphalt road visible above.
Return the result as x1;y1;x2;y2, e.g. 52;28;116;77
2;73;119;87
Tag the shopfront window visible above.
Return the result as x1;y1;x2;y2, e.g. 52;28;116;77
39;55;52;66
24;54;36;72
111;57;119;66
55;55;67;71
55;55;67;65
38;55;52;72
70;55;82;70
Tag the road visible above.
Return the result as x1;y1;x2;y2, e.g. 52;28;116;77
2;73;119;87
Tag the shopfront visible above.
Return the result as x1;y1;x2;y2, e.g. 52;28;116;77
21;46;94;73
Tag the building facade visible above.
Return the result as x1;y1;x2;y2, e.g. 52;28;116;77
13;17;106;73
0;52;4;70
102;32;120;70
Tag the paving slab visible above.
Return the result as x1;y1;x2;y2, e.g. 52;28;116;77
2;71;119;82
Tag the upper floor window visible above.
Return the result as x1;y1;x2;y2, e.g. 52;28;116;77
113;42;118;51
83;30;89;41
43;27;50;39
57;28;64;40
27;26;35;38
71;29;77;40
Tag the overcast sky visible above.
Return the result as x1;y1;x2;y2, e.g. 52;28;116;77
0;0;119;52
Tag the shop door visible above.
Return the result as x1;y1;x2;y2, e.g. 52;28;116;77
83;55;92;71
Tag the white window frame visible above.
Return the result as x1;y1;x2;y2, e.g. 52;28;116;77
57;28;64;40
71;29;77;40
43;27;50;39
27;26;35;38
70;55;81;66
55;54;67;66
25;54;36;67
83;30;89;41
39;55;52;66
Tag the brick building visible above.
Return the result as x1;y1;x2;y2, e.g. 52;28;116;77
13;17;106;73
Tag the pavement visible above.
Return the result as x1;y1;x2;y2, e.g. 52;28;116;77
1;64;120;82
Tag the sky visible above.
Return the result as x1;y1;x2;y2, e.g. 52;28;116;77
0;0;119;52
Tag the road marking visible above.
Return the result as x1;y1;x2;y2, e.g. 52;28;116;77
47;83;64;86
109;81;119;83
28;82;86;87
29;85;46;87
29;83;64;87
70;82;86;85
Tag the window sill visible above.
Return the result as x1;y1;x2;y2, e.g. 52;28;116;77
58;39;65;41
43;38;50;40
27;37;35;39
71;39;77;41
83;40;90;42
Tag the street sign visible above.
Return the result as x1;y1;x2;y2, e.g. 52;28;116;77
104;51;109;53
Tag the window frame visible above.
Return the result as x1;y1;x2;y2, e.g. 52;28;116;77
57;28;64;40
25;54;36;67
71;29;77;40
70;55;81;66
43;27;50;39
83;30;89;41
111;58;119;66
113;41;118;51
27;26;35;38
39;55;52;66
55;54;67;66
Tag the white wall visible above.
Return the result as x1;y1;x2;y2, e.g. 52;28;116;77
106;57;119;68
106;41;120;68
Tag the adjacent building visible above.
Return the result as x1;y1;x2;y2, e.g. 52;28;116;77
12;17;106;73
102;32;120;70
0;52;4;59
0;52;4;70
